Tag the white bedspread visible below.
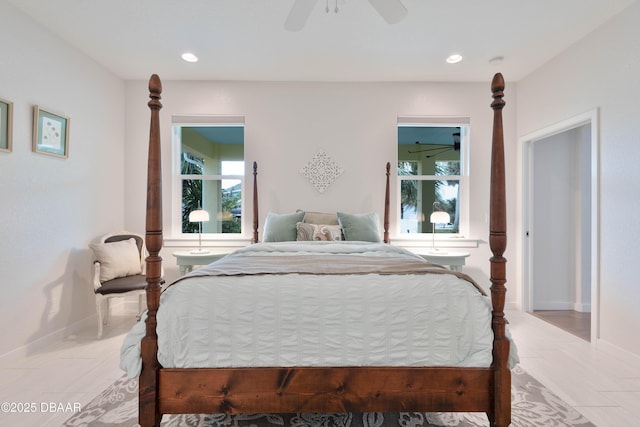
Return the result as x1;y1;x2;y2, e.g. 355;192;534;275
121;242;518;377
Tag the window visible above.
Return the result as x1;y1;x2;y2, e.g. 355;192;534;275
172;117;245;238
397;121;468;236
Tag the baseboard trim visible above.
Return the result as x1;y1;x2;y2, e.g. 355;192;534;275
574;302;591;312
506;301;520;311
0;298;140;364
0;314;97;365
532;301;574;310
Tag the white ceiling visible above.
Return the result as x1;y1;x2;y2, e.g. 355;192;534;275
9;0;637;82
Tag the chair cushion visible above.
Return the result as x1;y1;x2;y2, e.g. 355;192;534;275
95;274;147;295
90;238;142;282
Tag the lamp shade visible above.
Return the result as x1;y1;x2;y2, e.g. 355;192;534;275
188;209;210;223
430;211;450;224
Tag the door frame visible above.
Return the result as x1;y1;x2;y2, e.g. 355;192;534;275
518;109;599;343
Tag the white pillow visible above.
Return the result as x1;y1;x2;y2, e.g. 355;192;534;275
90;238;142;282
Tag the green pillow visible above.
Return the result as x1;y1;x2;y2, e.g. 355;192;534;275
337;212;382;242
262;211;305;242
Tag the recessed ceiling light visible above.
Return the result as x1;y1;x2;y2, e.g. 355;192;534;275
446;54;463;64
181;52;198;63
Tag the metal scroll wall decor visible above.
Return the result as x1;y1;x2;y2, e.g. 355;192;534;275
299;150;344;193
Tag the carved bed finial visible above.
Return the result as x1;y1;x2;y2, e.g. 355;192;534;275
491;72;505;106
149;74;162;97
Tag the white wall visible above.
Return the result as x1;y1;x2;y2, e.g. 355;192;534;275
517;2;640;356
123;78;519;291
0;3;125;357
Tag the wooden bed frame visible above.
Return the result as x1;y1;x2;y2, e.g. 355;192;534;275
139;73;510;426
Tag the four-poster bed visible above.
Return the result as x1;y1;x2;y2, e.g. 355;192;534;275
134;72;512;426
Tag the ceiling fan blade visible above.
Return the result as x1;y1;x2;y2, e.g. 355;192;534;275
368;0;407;24
284;0;319;32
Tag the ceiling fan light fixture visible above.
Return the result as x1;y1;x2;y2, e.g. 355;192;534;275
368;0;407;24
285;0;406;31
326;0;339;13
489;56;504;66
181;52;198;63
446;54;463;64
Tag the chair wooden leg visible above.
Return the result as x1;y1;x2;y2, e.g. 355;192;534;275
103;298;110;325
137;292;146;321
95;295;104;339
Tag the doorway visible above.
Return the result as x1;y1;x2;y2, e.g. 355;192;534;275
520;110;599;343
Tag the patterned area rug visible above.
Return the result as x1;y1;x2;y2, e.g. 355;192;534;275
63;365;594;427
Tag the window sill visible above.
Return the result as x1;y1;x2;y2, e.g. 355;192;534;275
389;235;479;249
164;235;252;249
164;235;479;251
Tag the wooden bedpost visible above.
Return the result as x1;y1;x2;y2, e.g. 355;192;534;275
139;74;163;427
384;162;390;243
488;72;511;427
252;161;259;243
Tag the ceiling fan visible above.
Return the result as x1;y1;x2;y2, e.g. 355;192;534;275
285;0;407;32
408;130;461;159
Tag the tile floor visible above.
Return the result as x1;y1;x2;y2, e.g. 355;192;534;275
0;308;133;427
0;307;638;426
508;310;640;426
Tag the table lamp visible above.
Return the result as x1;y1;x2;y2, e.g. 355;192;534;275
188;208;210;254
430;210;450;252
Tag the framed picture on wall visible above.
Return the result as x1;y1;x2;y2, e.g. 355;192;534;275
33;106;69;158
0;97;12;153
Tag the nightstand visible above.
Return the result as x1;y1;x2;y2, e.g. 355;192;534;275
172;250;228;276
416;250;470;272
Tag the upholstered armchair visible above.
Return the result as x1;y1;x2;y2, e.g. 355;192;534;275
90;232;147;338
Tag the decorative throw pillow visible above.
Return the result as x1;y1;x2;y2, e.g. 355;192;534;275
90;238;142;282
263;211;305;242
337;212;382;242
296;222;343;241
296;222;317;241
319;224;343;241
302;211;339;225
